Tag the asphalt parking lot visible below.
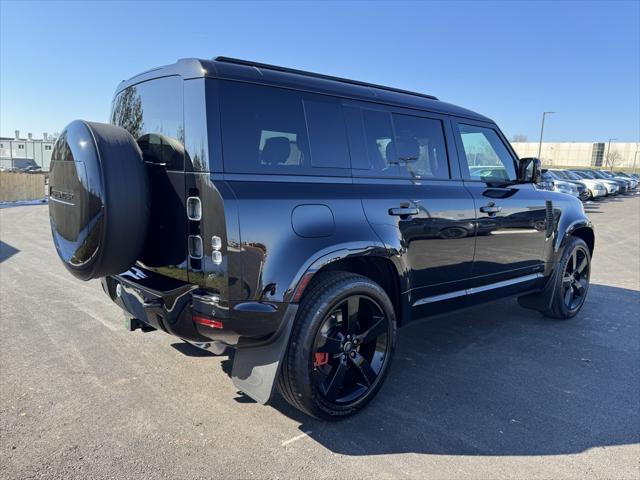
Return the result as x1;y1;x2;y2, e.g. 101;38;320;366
1;194;639;479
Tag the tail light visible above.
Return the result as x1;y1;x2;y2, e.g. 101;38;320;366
193;314;223;329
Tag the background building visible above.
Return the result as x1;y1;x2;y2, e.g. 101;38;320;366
511;141;639;170
0;130;57;171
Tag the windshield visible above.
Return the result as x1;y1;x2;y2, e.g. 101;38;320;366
574;170;593;179
590;170;608;179
563;170;581;180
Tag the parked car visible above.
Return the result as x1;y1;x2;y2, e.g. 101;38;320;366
47;57;595;420
603;170;637;190
550;169;607;200
588;170;629;193
1;158;42;172
539;170;586;200
616;171;639;182
572;170;619;195
543;169;592;202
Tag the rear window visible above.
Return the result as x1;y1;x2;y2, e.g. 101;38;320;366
111;76;184;170
219;81;350;175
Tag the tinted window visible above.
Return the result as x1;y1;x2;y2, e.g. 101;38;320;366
221;82;308;174
361;109;398;176
111;77;184;170
391;114;449;179
220;81;350;175
352;108;449;179
304;97;350;169
457;124;517;182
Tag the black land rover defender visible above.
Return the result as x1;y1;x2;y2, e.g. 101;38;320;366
48;57;594;420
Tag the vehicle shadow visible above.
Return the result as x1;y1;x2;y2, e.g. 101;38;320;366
170;342;216;357
0;240;20;262
268;283;640;456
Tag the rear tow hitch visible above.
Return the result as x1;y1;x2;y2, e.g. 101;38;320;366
123;316;157;332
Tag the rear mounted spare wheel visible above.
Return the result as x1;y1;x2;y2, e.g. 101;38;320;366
48;120;149;281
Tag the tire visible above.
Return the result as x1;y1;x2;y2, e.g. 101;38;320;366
277;271;397;420
49;120;149;280
542;237;591;320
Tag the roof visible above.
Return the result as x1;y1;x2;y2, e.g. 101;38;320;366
116;57;492;122
0;137;53;143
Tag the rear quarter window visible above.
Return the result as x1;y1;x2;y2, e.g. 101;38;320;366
219;81;350;176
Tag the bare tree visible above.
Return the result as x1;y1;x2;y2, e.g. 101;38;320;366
511;134;528;142
606;150;622;169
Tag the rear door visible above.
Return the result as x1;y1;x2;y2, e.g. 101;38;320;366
344;102;477;306
452;119;548;283
111;77;189;279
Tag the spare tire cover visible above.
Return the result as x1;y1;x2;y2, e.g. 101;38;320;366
49;120;149;280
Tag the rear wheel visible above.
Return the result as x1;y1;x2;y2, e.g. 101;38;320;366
277;272;396;420
542;237;591;319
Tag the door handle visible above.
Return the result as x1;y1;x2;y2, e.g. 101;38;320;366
388;207;419;217
479;204;502;215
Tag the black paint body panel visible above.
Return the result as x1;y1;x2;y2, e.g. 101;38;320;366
101;58;593;350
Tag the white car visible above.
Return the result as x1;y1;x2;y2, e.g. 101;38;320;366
572;170;619;195
552;169;607;199
539;172;580;197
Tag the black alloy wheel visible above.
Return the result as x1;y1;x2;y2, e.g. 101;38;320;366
561;244;590;311
312;294;390;405
277;272;397;419
541;237;591;319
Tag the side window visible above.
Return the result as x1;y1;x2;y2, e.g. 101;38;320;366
220;81;310;175
361;109;398;176
303;96;350;169
351;107;450;179
456;123;517;182
220;82;350;175
111;76;184;171
391;113;449;179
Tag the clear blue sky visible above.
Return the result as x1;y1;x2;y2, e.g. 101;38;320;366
1;0;639;142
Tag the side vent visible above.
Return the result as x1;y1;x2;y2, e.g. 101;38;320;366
545;201;555;237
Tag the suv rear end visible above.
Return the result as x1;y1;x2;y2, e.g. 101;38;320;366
103;72;291;349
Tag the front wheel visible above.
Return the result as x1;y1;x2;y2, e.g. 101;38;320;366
277;272;397;420
542;237;591;319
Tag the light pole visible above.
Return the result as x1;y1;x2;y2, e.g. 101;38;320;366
537;111;555;160
605;138;617;168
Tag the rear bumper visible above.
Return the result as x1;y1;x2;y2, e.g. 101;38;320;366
101;267;287;348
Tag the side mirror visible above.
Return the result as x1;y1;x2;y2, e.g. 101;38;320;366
518;157;542;184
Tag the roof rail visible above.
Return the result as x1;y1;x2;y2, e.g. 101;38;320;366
214;56;438;101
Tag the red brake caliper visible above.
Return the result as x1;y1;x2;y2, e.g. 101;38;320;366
313;352;329;367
